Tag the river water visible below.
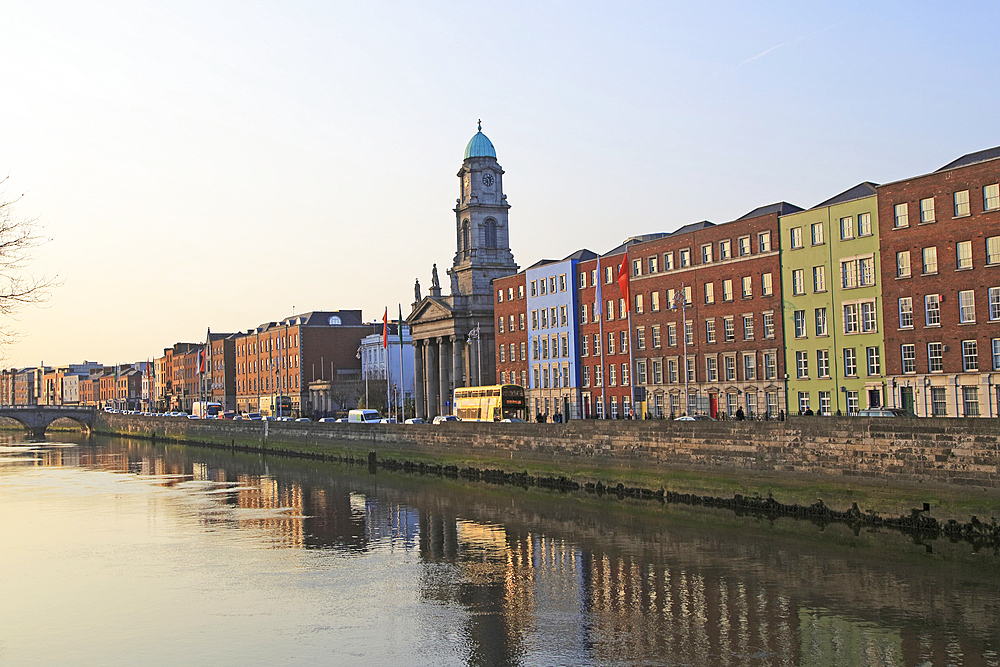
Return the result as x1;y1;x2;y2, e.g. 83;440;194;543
0;433;997;667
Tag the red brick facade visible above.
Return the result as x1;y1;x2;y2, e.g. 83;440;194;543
493;273;528;388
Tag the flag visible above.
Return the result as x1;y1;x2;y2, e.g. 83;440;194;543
398;304;404;347
197;348;206;374
594;263;603;318
617;250;630;304
382;308;389;349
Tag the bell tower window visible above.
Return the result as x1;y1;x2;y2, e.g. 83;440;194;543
484;218;497;248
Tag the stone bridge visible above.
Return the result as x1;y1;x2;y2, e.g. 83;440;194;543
0;405;96;437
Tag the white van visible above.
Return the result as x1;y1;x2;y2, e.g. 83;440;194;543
348;409;382;423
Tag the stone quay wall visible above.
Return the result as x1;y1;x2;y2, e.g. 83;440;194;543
94;414;1000;489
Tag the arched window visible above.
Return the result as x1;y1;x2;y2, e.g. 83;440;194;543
462;219;471;252
484;218;497;248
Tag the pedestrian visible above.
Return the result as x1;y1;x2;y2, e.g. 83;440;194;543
735;407;745;421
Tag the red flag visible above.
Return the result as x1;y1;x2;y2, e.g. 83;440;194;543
382;308;389;349
197;348;206;374
617;250;630;303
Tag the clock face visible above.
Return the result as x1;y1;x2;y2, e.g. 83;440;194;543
482;173;494;187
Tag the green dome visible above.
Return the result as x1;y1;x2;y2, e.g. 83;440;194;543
464;122;496;159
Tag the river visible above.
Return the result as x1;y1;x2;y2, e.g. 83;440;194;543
0;433;997;666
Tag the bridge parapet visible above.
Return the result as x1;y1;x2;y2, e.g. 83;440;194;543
0;405;96;437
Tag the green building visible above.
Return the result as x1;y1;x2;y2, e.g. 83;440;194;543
779;183;886;415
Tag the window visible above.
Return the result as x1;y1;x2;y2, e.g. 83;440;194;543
920;197;935;223
518;285;524;299
813;266;826;292
498;316;504;333
793;310;807;338
701;244;713;263
581;336;589;356
622;363;629;386
594;365;602;386
724;317;735;342
899;297;913;328
635;327;645;350
531;310;539;329
840;216;854;240
520;313;525;330
843;303;859;333
651;291;660;311
680;249;691;267
764;351;777;380
988;237;1000;265
541;338;548;359
817;349;830;377
954;190;970;217
962;386;980;417
991;287;1000;320
632;259;642;276
723;280;733;301
858;212;872;236
957;241;973;270
530;280;537;297
959;290;976;323
497;289;503;303
815;307;827;336
743;354;756;380
635;294;644;314
738;236;751;256
706;319;716;343
790;227;803;248
962;340;979;371
763;312;775;339
724;356;736;381
796;351;809;378
798;392;810;414
902;344;916;374
559;274;567;291
841;260;858;289
541;309;548;328
651;325;661;349
520;342;526;361
928;342;943;372
608;365;616;386
606;300;613;320
532;338;539;359
922;247;938;274
594;333;601;356
993;338;1000;371
742;276;752;298
925;294;941;326
582;366;590;386
762;272;773;296
894;203;909;228
843;348;857;376
605;266;613;284
811;222;824;245
591;269;597;286
743;315;754;340
866;346;881;376
499;345;505;363
619;298;627;319
540;279;547;295
663;252;674;270
667;323;677;347
511;343;516;361
896;251;911;278
861;301;877;332
931;387;947;416
792;269;804;295
607;332;615;355
655;360;665;384
704;282;715;304
580;304;587;324
563;334;570;357
719;240;731;259
986;184;1000;211
579;271;587;288
758;231;771;252
706;357;718;381
648;256;658;273
684;320;693;345
637;360;647;384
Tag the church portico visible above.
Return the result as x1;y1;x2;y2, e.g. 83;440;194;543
408;123;518;419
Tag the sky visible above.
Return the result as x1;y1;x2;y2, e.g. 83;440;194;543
1;0;998;368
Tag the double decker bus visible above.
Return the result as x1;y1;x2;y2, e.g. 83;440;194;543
453;384;526;422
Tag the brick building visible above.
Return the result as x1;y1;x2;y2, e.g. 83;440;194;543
629;206;794;419
878;146;1000;417
235;310;368;417
493;271;528;392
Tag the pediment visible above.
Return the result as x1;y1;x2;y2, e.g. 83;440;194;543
407;297;455;325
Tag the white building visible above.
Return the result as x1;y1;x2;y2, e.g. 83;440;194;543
359;321;414;414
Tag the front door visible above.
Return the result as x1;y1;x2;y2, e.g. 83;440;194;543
901;387;915;414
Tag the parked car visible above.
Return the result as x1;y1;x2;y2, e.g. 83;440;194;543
243;413;262;420
380;418;398;424
500;418;526;423
296;417;311;422
318;417;338;423
855;408;918;417
403;417;425;424
261;416;276;421
432;415;460;424
674;415;716;421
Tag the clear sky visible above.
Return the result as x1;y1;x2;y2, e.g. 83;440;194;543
2;0;997;368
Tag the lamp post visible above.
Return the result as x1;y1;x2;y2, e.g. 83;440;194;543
467;323;481;386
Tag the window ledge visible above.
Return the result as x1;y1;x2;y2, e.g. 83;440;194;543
953;213;971;220
956;266;974;272
896;275;912;280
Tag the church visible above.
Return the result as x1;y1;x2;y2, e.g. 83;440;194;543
407;123;518;419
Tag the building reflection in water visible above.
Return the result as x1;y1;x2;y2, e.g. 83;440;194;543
5;437;995;667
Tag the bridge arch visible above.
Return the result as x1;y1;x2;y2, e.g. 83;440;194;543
0;407;95;438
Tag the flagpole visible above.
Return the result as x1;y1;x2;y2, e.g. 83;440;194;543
598;260;606;420
621;252;635;420
398;305;405;421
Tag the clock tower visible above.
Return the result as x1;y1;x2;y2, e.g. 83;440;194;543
451;120;518;306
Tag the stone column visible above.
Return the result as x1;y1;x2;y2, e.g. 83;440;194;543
438;337;450;416
414;340;425;420
452;335;464;396
427;340;439;418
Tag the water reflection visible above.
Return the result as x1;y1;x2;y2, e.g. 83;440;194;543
0;434;997;666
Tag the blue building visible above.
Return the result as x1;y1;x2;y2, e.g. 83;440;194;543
525;250;596;420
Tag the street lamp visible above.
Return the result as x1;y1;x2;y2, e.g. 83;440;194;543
467;323;481;386
672;285;689;415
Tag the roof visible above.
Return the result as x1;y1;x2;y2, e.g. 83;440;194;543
736;202;803;220
562;249;598;262
464;122;497;159
526;259;558;270
936;145;1000;172
670;220;715;235
812;182;878;209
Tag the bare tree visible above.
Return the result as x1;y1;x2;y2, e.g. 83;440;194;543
0;177;57;346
